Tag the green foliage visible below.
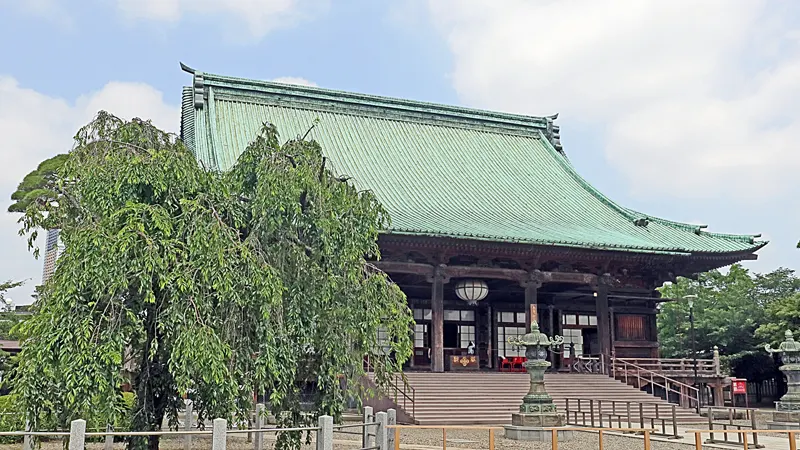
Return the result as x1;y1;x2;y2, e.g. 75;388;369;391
756;293;800;347
0;281;25;340
658;264;800;379
0;280;22;306
8;154;68;213
14;112;412;450
658;264;760;359
0;395;24;443
0;313;24;341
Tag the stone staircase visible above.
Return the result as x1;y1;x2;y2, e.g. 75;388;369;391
398;372;705;425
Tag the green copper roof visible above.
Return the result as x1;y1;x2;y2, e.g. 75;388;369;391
179;65;765;257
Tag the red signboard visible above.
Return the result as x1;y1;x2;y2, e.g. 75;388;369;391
732;378;747;395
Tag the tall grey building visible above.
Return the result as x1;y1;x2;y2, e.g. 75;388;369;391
41;229;64;284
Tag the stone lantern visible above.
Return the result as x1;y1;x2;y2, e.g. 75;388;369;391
503;321;573;441
766;330;800;428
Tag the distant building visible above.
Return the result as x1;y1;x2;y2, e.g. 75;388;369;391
41;229;64;284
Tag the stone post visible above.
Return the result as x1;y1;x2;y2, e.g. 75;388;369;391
184;400;194;450
316;415;333;450
104;424;113;450
766;331;800;429
254;403;265;450
713;346;721;375
23;419;32;450
375;411;388;450
362;406;373;450
387;409;396;450
212;418;227;450
68;419;86;450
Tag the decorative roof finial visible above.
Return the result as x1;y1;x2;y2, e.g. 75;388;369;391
179;62;196;74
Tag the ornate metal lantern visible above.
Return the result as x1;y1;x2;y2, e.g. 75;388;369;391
454;279;488;305
505;321;565;427
766;330;800;411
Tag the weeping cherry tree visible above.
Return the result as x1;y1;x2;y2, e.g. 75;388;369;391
14;112;412;450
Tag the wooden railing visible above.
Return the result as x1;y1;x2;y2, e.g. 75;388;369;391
565;397;685;439
390;425;660;450
616;358;720;377
364;357;416;419
611;357;701;413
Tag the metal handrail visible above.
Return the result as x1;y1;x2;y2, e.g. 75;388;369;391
611;357;701;413
364;357;416;418
572;354;606;374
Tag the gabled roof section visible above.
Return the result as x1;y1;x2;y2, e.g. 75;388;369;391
179;63;765;258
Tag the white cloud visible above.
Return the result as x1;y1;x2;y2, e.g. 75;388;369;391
0;0;72;26
0;77;179;305
271;77;317;87
115;0;328;40
426;0;800;199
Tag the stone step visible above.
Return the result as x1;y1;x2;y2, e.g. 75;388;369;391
370;372;705;425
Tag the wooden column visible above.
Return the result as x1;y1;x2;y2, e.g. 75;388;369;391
609;306;616;358
487;304;494;369
428;266;449;373
595;277;612;365
521;270;544;332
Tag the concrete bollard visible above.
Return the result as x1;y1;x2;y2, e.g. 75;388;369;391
104;424;113;450
184;400;194;450
68;419;86;450
254;403;265;450
316;415;333;450
212;418;227;450
23;419;32;450
387;409;396;450
375;412;388;450
362;406;373;450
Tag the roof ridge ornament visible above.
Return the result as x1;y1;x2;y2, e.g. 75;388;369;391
179;62;205;109
544;114;563;154
179;62;196;74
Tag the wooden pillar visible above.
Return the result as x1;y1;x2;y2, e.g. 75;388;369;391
428;265;449;373
487;303;494;369
713;384;724;406
648;309;658;342
595;277;612;364
609;307;616;358
522;271;544;332
548;304;555;337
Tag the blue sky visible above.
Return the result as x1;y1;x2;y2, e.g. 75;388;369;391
1;0;798;304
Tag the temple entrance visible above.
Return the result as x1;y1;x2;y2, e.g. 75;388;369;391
561;312;598;367
443;323;459;348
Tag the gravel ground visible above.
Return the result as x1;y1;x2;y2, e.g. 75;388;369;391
0;428;723;450
335;427;718;450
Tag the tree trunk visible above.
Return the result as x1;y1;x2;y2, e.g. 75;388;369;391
148;434;160;450
128;298;173;450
